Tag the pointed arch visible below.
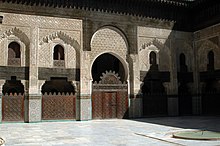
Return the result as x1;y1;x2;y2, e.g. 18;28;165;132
177;42;193;72
198;39;220;71
140;38;170;55
40;31;80;53
139;38;171;71
0;27;30;46
90;26;129;81
198;40;219;53
180;42;193;57
90;51;129;82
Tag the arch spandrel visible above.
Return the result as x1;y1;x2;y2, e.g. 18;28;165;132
90;27;128;60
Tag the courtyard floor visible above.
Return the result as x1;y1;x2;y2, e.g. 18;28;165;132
0;116;220;146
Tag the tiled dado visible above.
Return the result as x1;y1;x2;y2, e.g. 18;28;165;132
28;94;42;122
80;95;92;121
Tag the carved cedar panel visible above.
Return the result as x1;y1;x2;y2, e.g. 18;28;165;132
92;71;128;119
2;94;24;121
117;91;128;119
92;91;103;119
42;93;76;120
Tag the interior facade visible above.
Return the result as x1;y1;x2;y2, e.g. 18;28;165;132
0;0;220;122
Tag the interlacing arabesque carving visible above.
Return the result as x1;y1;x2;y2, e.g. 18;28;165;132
140;38;165;51
95;70;125;84
0;27;29;45
40;31;80;50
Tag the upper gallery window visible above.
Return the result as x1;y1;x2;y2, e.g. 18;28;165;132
8;42;21;66
53;44;65;67
53;44;64;60
149;51;157;65
207;50;214;71
179;53;188;72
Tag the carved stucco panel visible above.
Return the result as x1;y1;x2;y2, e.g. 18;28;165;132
90;28;127;62
0;25;31;43
66;45;77;68
176;40;194;72
38;43;52;67
197;40;220;72
3;13;82;30
39;29;81;47
139;38;171;72
138;26;172;39
0;39;7;66
0;26;30;66
38;29;80;68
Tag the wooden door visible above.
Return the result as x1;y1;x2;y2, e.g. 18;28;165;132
103;92;117;119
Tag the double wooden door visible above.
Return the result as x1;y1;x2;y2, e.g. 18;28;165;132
92;91;128;119
102;92;117;119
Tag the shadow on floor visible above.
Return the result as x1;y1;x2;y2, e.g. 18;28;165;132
131;116;220;132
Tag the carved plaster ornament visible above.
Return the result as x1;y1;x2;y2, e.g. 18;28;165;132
96;70;123;84
40;31;80;50
0;27;29;45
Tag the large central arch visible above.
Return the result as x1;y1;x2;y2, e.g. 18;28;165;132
90;26;129;119
91;53;128;119
91;52;128;83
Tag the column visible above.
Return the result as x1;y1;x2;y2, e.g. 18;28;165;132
0;80;5;122
192;42;201;115
28;27;41;122
167;40;179;116
71;81;80;120
80;51;92;120
21;80;29;122
129;54;142;118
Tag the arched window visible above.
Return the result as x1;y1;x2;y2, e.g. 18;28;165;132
53;45;64;60
8;42;20;58
149;51;157;65
8;42;21;66
53;45;65;67
179;53;187;72
207;50;214;70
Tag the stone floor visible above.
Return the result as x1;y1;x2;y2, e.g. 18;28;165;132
0;116;220;146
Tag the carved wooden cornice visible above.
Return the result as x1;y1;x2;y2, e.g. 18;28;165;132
1;0;219;31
